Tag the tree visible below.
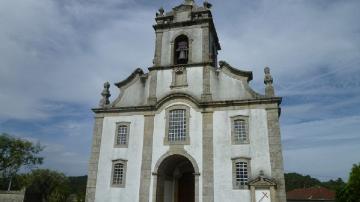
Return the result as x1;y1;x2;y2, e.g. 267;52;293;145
25;169;70;202
336;163;360;202
0;133;43;190
285;172;321;191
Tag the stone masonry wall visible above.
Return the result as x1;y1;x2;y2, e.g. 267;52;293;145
0;190;25;202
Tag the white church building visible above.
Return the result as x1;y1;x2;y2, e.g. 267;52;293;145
85;1;286;202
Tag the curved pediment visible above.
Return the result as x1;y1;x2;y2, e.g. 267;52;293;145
114;68;146;88
218;61;253;82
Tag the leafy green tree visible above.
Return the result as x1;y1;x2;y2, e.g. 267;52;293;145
336;163;360;202
25;169;70;202
0;133;43;190
68;176;87;202
285;172;321;191
322;178;346;191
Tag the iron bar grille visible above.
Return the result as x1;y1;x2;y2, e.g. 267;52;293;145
117;125;128;145
113;163;124;185
234;119;247;143
235;161;248;187
168;109;186;142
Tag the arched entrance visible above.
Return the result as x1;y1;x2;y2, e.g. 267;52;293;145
155;154;196;202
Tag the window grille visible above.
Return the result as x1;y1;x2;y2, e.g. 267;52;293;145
113;163;124;185
235;161;248;187
234;119;247;143
117;125;128;145
168;109;186;142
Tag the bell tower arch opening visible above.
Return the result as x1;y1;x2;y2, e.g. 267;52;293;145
174;35;189;65
155;154;195;202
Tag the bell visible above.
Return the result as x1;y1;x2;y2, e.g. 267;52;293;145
179;50;187;60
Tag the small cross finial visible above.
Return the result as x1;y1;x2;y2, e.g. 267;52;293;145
264;67;275;97
99;82;111;107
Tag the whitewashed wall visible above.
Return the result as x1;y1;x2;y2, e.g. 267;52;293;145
95;115;144;202
210;70;254;101
156;67;203;100
213;109;272;202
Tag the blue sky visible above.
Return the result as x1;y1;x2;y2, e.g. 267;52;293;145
0;0;359;180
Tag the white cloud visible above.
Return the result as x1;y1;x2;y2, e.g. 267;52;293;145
1;0;359;178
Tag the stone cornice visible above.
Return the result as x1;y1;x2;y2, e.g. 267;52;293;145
148;62;214;71
92;94;282;113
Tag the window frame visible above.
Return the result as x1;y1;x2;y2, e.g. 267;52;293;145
164;105;191;145
231;115;250;145
232;157;251;190
111;159;127;188
114;122;131;148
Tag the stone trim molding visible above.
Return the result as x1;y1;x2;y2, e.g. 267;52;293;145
170;31;194;65
202;111;214;202
266;107;287;202
153;150;200;174
230;115;250;145
148;62;213;70
218;61;253;82
152;150;200;202
111;68;148;107
249;173;277;202
93;93;282;114
163;104;191;145
231;157;251;190
139;114;155;202
113;122;130;148
85;117;104;202
171;66;188;89
110;159;128;188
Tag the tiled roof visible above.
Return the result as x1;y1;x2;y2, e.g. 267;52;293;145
287;187;335;200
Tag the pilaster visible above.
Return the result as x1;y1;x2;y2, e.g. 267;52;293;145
201;65;212;101
85;116;104;202
148;70;158;105
139;114;155;202
266;107;287;202
154;31;163;66
202;111;214;202
202;25;210;63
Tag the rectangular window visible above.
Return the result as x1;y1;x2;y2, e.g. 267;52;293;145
164;105;190;145
232;158;251;189
231;116;249;144
168;109;186;142
235;161;248;186
114;122;130;148
117;125;128;145
111;160;127;187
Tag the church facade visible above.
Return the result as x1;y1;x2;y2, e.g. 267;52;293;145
85;1;286;202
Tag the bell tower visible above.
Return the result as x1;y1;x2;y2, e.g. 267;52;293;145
152;0;221;67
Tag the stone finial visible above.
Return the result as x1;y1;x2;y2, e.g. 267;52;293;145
159;7;164;16
260;170;265;177
184;0;195;5
203;1;212;9
99;82;111;107
264;67;275;97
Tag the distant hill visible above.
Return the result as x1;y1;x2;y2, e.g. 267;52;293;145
285;172;345;192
